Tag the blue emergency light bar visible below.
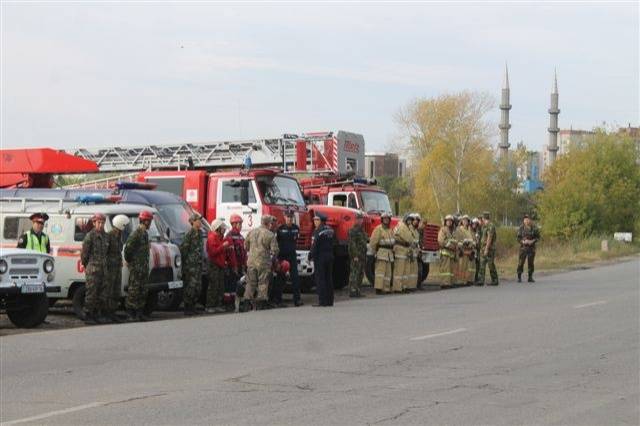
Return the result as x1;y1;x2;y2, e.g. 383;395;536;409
75;194;120;204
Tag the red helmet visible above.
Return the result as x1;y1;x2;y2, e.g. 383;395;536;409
139;210;154;221
279;260;291;274
92;213;106;222
230;214;243;224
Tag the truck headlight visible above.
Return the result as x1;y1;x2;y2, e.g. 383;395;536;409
0;260;7;274
43;259;54;273
174;255;181;268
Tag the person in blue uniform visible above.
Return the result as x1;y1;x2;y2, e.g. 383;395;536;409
276;209;303;307
309;212;335;307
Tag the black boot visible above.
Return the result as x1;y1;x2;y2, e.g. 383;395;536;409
517;273;522;283
137;310;150;322
528;274;535;283
126;310;138;322
83;312;98;325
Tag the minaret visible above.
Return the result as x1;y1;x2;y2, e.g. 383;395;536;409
498;64;511;159
547;70;560;165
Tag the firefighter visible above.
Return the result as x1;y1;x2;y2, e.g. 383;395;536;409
124;210;152;321
437;214;457;288
413;214;426;291
517;214;541;283
347;211;368;298
244;215;279;310
224;214;247;306
181;213;204;316
105;214;130;323
309;212;335;307
206;219;229;313
17;213;51;254
454;215;475;285
392;213;414;293
81;213;110;324
370;212;394;294
405;213;421;291
276;210;303;306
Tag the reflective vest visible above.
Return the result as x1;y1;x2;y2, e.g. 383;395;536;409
26;231;49;253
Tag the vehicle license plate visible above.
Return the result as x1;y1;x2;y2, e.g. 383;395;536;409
21;283;45;294
168;280;183;289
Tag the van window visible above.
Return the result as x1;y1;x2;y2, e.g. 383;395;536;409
221;181;256;203
74;217;93;241
3;217;32;240
348;193;358;209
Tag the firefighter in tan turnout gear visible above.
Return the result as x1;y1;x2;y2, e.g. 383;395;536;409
437;214;458;288
369;212;395;294
392;214;414;292
454;215;476;285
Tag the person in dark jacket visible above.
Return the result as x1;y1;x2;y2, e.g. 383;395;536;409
516;214;541;283
309;212;335;307
276;209;303;306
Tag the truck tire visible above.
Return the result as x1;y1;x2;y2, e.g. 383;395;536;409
72;285;86;319
156;289;182;311
143;292;158;317
333;255;349;289
7;293;49;328
365;254;376;286
418;260;430;285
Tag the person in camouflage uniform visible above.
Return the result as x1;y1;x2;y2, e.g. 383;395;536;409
124;210;152;321
477;211;498;286
348;212;368;298
516;214;541;283
244;215;279;310
181;213;204;315
370;212;395;294
104;214;129;323
471;217;482;284
81;213;110;325
437;214;458;288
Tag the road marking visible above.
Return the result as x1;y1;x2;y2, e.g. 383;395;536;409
410;328;467;341
1;402;104;425
574;300;608;309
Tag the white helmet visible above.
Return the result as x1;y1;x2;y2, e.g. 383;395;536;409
212;218;227;232
112;214;130;231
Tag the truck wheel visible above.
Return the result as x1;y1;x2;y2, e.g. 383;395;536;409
7;293;49;328
418;260;430;285
156;289;183;311
365;255;376;286
143;292;158;317
72;286;86;319
333;256;349;289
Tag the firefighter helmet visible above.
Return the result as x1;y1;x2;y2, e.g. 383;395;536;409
229;214;243;224
139;210;154;221
112;214;130;230
279;259;291;274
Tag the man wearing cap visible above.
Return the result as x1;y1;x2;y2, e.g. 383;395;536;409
516;214;541;283
181;214;204;315
347;211;368;298
104;214;130;323
309;212;335;306
81;213;110;324
17;213;51;254
477;211;499;286
124;211;153;321
206;218;229;313
276;210;303;306
370;212;395;294
437;214;458;288
244;215;279;310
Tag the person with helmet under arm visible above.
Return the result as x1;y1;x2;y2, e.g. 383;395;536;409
104;214;130;323
224;214;247;307
277;209;303;306
81;213;109;324
269;259;291;308
124;210;153;321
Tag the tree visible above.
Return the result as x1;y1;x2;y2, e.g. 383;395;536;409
538;130;640;238
395;92;497;221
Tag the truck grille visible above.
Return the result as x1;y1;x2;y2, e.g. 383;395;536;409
149;267;173;284
10;257;38;265
9;268;40;280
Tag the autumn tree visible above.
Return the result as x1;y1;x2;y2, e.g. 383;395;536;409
538;129;640;238
395;92;496;221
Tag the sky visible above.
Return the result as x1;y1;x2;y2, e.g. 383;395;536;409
1;2;638;154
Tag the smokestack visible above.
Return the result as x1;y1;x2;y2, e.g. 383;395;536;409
547;69;560;165
498;63;511;159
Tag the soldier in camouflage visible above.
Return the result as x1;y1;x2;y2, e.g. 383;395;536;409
124;210;152;321
477;211;498;286
348;212;368;298
244;215;279;310
516;214;541;283
81;213;110;325
104;214;129;323
181;213;204;315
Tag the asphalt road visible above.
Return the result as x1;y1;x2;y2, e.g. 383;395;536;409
1;259;638;425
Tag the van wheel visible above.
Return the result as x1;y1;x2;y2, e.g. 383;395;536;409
156;289;182;311
143;292;158;317
72;286;86;319
332;256;349;289
7;294;49;328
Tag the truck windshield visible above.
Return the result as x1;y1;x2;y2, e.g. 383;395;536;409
259;176;305;207
155;202;210;235
360;191;392;214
